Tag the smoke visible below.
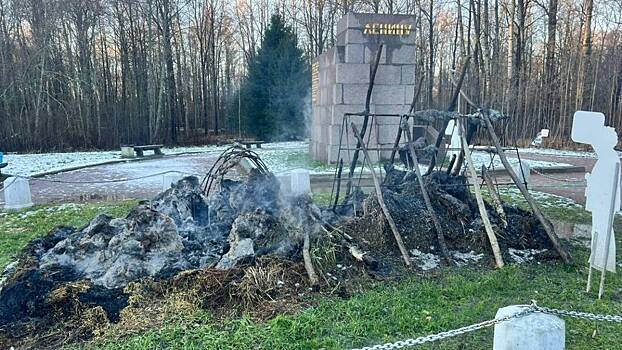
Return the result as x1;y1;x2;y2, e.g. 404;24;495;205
302;90;313;140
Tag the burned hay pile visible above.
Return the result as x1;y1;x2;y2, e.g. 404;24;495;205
0;145;563;348
331;166;556;273
0;172;321;348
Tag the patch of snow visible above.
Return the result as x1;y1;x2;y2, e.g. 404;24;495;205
410;249;440;271
451;250;485;266
470;151;572;169
517;147;597;159
508;248;548;264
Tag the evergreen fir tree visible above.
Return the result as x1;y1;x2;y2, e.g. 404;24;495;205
241;15;310;141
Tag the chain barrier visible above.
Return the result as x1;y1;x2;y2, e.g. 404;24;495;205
0;170;197;195
353;302;622;350
534;305;622;323
530;167;586;184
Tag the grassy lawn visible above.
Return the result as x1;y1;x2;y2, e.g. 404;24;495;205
1;192;620;349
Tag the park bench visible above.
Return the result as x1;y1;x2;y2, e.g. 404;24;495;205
121;144;164;158
235;140;265;149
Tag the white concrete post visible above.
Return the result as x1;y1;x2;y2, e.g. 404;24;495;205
162;173;183;191
121;146;135;158
290;169;311;196
3;177;34;210
277;170;311;197
277;173;292;195
493;305;565;350
513;162;530;188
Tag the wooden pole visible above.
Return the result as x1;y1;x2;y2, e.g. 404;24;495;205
345;43;384;198
460;121;505;268
303;229;319;286
351;123;412;267
481;111;572;264
598;162;619;299
390;76;424;164
401;119;452;263
482;165;508;228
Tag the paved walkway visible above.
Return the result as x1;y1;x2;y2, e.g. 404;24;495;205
1;153;219;205
505;152;592;204
0;150;594;206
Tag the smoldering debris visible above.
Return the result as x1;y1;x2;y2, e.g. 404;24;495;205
0;172;321;346
333;166;555;272
0;148;562;348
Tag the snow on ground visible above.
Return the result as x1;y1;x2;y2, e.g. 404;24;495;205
497;186;583;210
2;142;301;177
470;150;572;169
517;147;596;158
3;141;574;177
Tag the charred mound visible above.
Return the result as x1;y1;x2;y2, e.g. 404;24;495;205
333;167;555;272
0;172;321;346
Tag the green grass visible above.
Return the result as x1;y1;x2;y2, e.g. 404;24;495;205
3;194;621;349
88;252;622;350
0;201;137;269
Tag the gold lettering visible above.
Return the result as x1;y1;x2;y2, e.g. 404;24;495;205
404;24;412;36
362;23;413;36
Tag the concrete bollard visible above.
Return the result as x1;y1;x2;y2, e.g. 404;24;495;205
493;305;565;350
121;146;135;158
513;162;530;188
277;170;311;197
3;177;34;210
277;173;292;195
289;169;311;196
162;173;183;191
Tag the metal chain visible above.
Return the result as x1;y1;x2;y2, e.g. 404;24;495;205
353;302;622;350
535;305;622;323
530;167;586;183
352;305;537;350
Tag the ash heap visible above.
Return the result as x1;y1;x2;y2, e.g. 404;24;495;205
0;167;321;332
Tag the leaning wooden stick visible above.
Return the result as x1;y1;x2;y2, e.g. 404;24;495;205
481;111;572;264
303;229;319;286
345;43;384;198
389;76;424;164
460;121;504;268
401;119;452;264
598;162;619;299
351;123;412;267
482;165;507;228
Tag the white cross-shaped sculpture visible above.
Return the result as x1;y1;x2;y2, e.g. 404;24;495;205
571;111;619;298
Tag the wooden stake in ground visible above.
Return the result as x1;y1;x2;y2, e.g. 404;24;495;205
351;123;411;267
401;119;452;264
482;165;508;228
481;111;572;264
459;120;504;268
593;162;619;299
303;229;319;286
